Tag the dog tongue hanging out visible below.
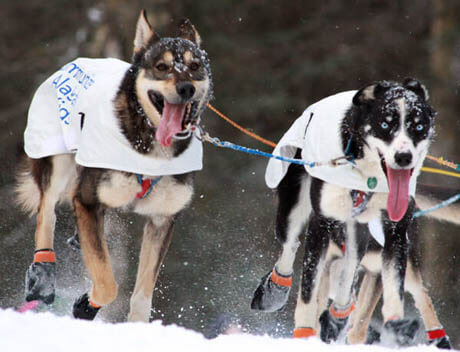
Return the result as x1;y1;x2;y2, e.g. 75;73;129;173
266;78;435;223
386;167;412;221
351;79;435;222
130;13;212;150
19;9;214;325
156;102;188;147
257;78;439;346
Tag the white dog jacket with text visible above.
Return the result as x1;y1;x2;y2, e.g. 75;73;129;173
24;58;203;177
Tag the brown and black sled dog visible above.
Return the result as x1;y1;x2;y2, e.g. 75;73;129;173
16;10;213;321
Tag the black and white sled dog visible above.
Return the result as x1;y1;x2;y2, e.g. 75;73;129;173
251;79;457;348
15;10;213;322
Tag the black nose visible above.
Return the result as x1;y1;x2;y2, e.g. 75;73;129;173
176;82;195;101
394;152;413;167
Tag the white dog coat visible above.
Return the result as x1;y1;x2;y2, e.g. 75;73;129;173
265;90;417;196
24;58;203;177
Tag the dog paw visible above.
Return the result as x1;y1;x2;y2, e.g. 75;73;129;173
383;318;420;346
25;262;56;305
250;268;291;312
365;325;381;345
73;293;100;320
319;309;348;343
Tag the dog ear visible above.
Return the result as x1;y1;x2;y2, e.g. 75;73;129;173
352;82;389;106
178;18;202;47
134;10;159;55
403;78;429;101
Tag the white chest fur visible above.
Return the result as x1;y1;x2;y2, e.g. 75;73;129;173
97;172;194;217
319;182;387;223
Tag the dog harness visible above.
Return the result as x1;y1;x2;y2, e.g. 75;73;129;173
136;175;162;199
24;57;203;177
351;190;374;217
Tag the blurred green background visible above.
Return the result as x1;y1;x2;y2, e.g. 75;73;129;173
0;0;459;347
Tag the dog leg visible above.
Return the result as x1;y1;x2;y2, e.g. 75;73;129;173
128;216;175;322
251;162;310;312
315;261;331;325
319;257;354;343
320;221;365;343
405;262;451;349
381;216;419;346
347;272;383;344
25;155;75;304
293;214;334;338
317;257;349;342
72;197;118;320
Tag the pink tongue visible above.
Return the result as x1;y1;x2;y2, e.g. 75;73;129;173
155;102;186;147
386;167;412;221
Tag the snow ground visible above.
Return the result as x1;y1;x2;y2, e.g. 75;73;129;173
0;308;451;352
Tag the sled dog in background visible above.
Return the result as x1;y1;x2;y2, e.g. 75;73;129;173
252;79;453;348
16;10;213;322
346;200;457;349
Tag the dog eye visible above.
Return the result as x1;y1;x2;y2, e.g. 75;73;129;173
380;122;389;129
416;124;424;131
155;63;169;72
189;62;200;71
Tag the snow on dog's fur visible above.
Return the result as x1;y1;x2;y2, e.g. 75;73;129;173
252;79;453;348
16;10;213;322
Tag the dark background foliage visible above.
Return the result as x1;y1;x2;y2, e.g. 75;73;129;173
0;0;459;347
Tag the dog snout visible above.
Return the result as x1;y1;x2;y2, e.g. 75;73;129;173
176;82;195;101
394;151;413;167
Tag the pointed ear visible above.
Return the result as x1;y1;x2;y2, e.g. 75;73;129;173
352;82;390;106
133;10;157;55
403;78;429;101
178;18;202;47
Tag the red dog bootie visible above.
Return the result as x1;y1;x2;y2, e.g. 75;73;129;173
426;328;451;349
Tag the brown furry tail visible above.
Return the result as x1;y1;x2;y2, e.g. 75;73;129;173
15;161;40;216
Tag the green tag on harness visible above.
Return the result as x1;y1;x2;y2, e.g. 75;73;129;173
367;177;377;189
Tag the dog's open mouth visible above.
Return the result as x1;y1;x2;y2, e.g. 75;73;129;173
148;90;196;147
379;153;414;222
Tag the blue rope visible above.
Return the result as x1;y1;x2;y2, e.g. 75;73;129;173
413;193;460;218
344;136;356;164
210;140;317;167
202;133;460;219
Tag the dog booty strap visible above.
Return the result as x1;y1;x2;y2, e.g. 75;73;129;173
33;249;56;263
293;327;316;338
271;268;293;288
427;328;447;340
251;268;291;312
329;301;355;319
426;328;451;349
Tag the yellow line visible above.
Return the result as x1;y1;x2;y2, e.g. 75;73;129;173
421;167;460;179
